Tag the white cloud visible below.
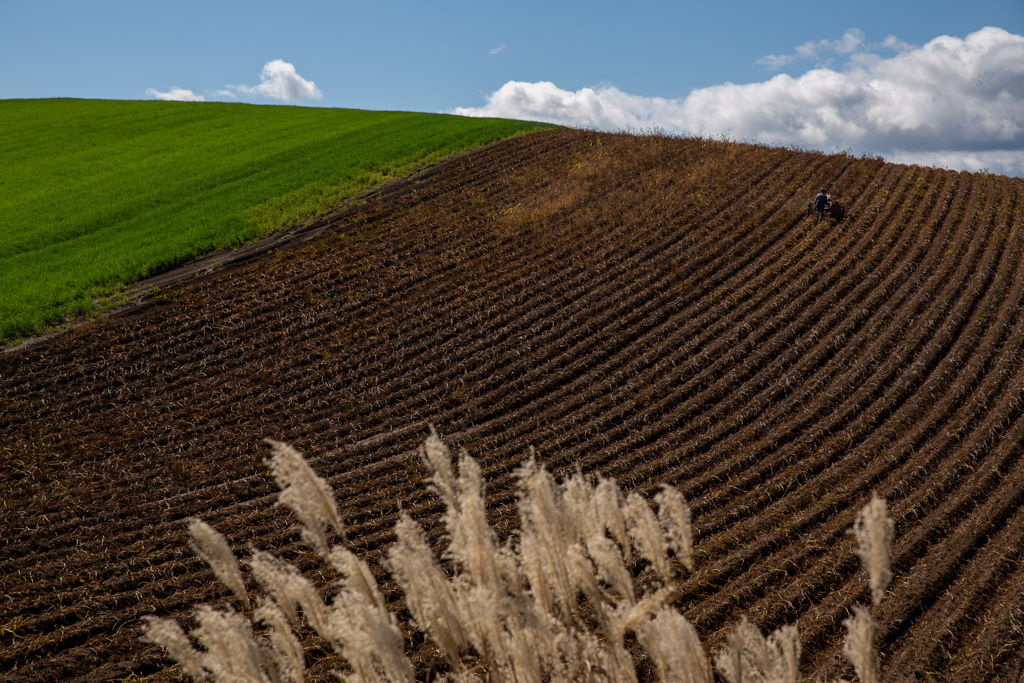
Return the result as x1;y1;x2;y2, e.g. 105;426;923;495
797;28;865;60
453;80;658;131
146;87;205;102
755;53;798;70
147;60;320;104
758;29;865;70
453;27;1024;176
882;34;915;53
490;44;507;56
230;60;322;102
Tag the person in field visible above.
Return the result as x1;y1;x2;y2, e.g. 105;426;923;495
814;189;830;223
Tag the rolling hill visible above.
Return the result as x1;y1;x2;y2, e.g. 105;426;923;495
0;99;550;344
3;127;1024;681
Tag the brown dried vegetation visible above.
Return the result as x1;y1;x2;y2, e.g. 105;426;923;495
2;129;1024;681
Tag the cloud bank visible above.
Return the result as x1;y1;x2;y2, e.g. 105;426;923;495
147;60;321;104
453;27;1024;176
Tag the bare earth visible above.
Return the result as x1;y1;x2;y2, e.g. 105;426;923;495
3;128;1024;682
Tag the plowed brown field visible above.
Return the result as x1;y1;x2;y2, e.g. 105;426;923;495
4;128;1024;682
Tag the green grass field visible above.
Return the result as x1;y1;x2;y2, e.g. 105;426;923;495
0;98;553;344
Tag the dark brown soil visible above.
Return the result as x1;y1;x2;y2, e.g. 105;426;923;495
3;128;1024;682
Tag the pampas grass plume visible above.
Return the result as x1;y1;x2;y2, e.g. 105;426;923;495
594;476;631;560
420;424;456;508
624;492;672;581
188;518;247;602
263;439;344;557
714;617;802;683
852;493;895;606
387;511;469;667
517;456;581;621
247;550;306;627
191;605;269;683
253;600;305;683
328;547;413;683
141;616;207;681
842;605;879;683
655;484;694;573
636;606;713;683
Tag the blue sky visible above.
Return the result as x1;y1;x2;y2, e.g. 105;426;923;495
3;0;1024;174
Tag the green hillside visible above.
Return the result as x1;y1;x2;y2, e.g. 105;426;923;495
0;98;553;344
